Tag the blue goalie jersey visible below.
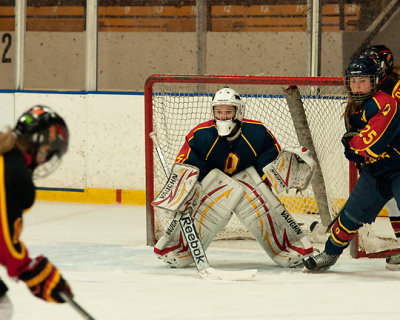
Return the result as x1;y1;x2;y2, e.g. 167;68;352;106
175;119;281;181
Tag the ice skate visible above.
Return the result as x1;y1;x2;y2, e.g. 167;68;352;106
303;251;339;271
386;252;400;271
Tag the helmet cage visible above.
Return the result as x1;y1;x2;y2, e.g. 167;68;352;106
345;75;378;103
33;151;63;179
345;58;380;103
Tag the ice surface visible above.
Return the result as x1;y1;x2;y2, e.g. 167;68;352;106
1;201;400;320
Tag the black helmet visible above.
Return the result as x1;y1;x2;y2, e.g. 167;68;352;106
359;45;393;80
345;58;380;103
14;105;69;178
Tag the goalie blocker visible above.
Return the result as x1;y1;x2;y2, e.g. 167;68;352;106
153;161;314;268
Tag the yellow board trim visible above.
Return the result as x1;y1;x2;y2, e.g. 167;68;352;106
36;188;146;205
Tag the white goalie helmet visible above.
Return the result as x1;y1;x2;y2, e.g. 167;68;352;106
211;87;245;136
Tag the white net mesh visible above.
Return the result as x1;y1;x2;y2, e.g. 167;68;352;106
148;79;349;245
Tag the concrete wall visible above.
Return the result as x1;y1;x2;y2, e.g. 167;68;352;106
0;31;349;91
1;19;399;91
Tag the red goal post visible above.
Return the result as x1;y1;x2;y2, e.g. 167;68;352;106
144;74;397;259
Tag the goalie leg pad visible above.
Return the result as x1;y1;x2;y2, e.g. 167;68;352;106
191;169;245;250
233;167;313;268
154;183;202;268
154;169;244;268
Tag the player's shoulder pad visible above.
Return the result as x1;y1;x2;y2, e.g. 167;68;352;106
379;78;397;96
241;118;264;126
241;119;267;131
372;90;397;110
186;120;216;140
241;119;272;136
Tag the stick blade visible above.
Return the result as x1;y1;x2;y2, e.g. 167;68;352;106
199;267;257;281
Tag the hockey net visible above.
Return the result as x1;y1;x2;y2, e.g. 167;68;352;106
144;74;400;258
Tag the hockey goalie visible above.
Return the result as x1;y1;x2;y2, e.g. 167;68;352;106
152;87;315;269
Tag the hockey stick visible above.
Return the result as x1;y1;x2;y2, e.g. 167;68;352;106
150;132;257;281
59;292;96;320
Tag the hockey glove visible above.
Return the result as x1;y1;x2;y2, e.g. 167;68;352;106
341;137;364;168
19;255;73;303
349;112;367;131
342;131;359;143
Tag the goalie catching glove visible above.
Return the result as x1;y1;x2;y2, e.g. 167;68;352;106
263;146;316;194
19;255;73;303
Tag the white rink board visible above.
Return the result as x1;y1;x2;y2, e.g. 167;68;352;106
15;93;87;189
0;93;14;131
5;92;145;190
3;91;342;194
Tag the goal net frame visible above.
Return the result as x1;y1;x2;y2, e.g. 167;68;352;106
144;73;399;259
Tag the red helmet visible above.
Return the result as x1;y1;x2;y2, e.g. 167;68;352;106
14;105;69;178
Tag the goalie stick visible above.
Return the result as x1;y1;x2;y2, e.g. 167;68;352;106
150;132;257;281
59;292;96;320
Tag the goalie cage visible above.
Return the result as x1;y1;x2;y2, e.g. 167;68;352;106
144;74;400;259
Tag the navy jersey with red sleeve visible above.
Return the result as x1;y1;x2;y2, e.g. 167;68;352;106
347;79;400;132
0;148;34;277
175;119;281;181
347;90;400;178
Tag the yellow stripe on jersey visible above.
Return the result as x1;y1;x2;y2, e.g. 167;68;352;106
330;231;347;245
0;155;26;259
338;216;358;234
393;147;400;155
372;97;382;110
187;123;216;143
206;136;219;160
361;110;367;123
45;269;60;303
241;133;257;156
25;261;54;287
392;80;400;100
364;148;380;158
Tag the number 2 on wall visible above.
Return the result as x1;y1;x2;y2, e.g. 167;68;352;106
2;33;12;63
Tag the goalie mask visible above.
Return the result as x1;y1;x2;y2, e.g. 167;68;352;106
345;58;380;103
14;105;69;179
211;87;244;136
